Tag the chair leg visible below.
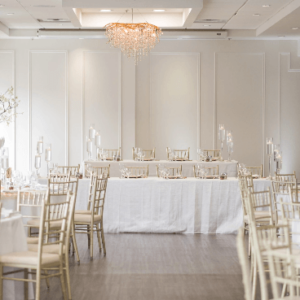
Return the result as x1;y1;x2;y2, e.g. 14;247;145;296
87;225;90;249
0;264;3;300
71;224;80;264
24;268;28;300
96;224;102;253
59;262;67;300
44;269;50;289
36;268;41;300
90;223;93;260
252;255;257;300
100;221;106;256
65;254;72;300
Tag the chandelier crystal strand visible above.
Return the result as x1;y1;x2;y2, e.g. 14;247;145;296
105;23;163;64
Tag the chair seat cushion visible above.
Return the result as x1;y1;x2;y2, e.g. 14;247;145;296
74;213;102;224
75;210;92;215
27;237;39;244
28;244;66;254
0;251;60;267
27;219;62;229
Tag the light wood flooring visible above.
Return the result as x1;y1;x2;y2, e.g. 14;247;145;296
35;233;245;300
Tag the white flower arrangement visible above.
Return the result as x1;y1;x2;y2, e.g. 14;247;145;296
0;87;20;125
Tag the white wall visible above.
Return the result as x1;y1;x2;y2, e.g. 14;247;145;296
0;38;299;176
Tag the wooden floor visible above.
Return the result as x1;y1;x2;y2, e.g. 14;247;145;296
39;233;244;300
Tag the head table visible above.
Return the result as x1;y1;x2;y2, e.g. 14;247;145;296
80;160;239;178
2;177;270;235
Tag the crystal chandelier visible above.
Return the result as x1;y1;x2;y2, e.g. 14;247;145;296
105;9;163;64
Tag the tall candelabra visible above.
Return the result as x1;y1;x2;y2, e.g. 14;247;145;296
266;137;273;179
95;130;101;160
218;124;225;161
226;130;233;161
45;143;52;176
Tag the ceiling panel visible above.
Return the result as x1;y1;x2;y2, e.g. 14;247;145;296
81;8;184;13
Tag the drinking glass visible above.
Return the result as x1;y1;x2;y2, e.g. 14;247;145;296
35;153;41;177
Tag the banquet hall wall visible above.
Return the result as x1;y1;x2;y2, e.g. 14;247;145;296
0;39;299;176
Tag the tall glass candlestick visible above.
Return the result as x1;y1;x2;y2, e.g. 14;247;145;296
266;137;273;179
45;143;52;176
37;136;44;155
89;124;96;140
275;151;282;174
35;153;41;177
95;131;101;160
86;137;93;161
218;124;226;161
226;131;233;161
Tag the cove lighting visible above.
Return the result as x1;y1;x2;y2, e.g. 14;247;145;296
292;27;299;30
101;9;111;12
153;9;165;12
7;13;14;15
253;13;260;17
203;25;211;27
262;5;270;8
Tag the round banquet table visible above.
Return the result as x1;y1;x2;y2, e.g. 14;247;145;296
0;215;34;300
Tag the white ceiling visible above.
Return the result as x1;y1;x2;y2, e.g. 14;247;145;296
0;0;299;39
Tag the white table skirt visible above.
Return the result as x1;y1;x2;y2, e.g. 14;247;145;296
0;215;34;300
80;160;238;178
2;178;271;235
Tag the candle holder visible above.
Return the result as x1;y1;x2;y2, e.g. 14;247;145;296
89;124;96;140
266;137;273;179
0;149;9;188
275;151;282;174
45;143;52;176
34;153;41;177
86;137;93;161
226;130;233;161
37;136;44;155
218;124;226;161
95;131;101;160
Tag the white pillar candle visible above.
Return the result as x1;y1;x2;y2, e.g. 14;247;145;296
45;146;52;162
266;137;273;156
89;125;96;139
37;136;43;154
95;132;101;147
35;154;41;169
87;139;93;152
1;156;8;169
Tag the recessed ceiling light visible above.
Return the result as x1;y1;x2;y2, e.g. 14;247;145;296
253;13;260;17
101;9;111;12
292;27;299;30
203;24;211;27
153;9;165;12
262;5;270;8
7;13;14;15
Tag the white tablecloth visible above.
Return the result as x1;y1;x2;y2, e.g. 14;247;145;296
0;215;34;300
2;178;271;234
81;160;238;178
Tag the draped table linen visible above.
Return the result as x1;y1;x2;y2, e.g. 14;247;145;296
80;160;239;178
0;215;34;300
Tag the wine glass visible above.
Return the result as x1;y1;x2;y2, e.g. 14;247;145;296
34;153;41;177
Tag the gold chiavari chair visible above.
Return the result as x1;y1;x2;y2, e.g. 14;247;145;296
55;165;80;178
202;150;221;159
236;228;252;300
74;176;108;258
192;165;219;177
0;194;75;300
132;147;155;161
266;245;300;300
156;165;182;177
17;190;49;240
247;165;263;177
166;147;190;160
27;191;76;300
49;171;71;182
125;166;149;178
275;171;297;184
84;163;110;179
101;148;121;160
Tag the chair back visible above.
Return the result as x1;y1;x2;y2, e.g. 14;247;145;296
90;176;108;220
85;163;110;178
267;247;300;299
246;165;263;177
17;190;49;230
156;165;182;177
193;165;219;177
132;148;155;160
55;165;80;178
38;191;75;260
275;171;297;184
166;147;189;160
101;148;121;160
236;228;251;300
125;166;149;178
202;150;221;159
49;171;71;182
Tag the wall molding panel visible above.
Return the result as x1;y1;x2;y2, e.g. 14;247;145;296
214;52;265;166
29;50;68;170
81;51;121;161
149;52;200;159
